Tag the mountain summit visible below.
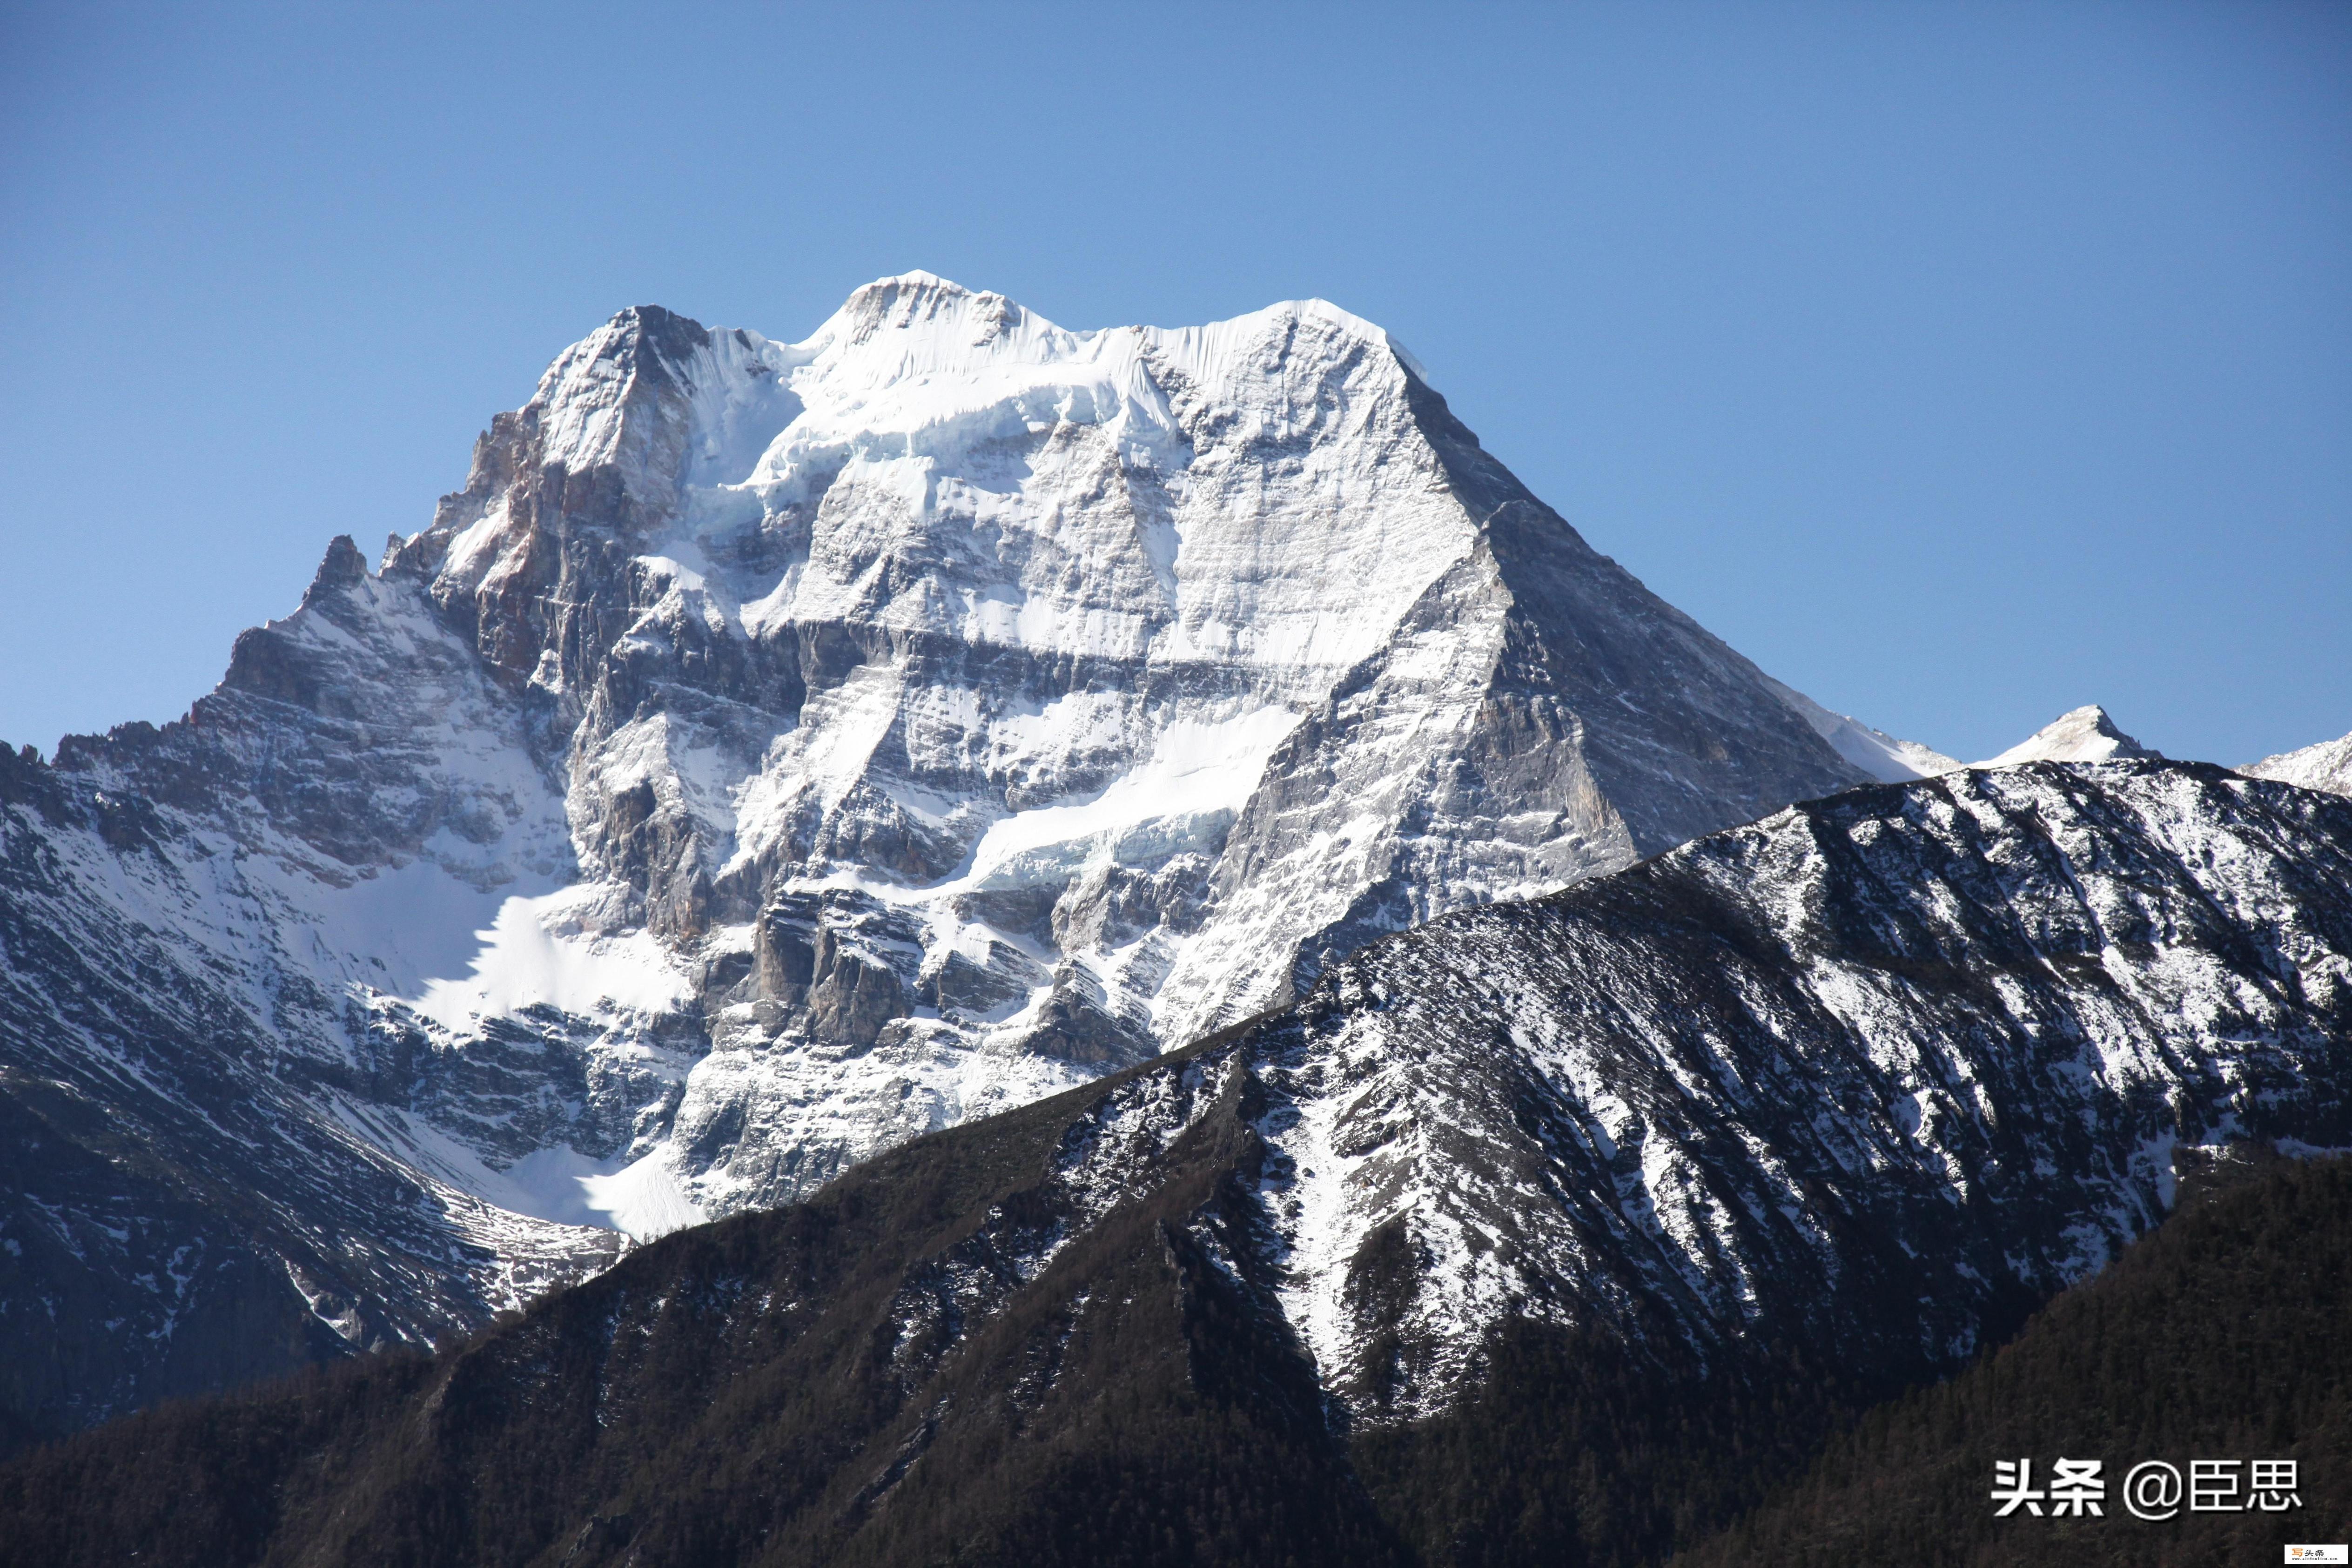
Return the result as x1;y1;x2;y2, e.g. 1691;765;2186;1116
1980;703;2157;766
4;276;1882;1439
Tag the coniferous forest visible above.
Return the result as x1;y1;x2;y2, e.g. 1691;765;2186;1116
1673;1151;2352;1567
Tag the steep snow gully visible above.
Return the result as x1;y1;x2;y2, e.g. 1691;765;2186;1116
2;273;2343;1447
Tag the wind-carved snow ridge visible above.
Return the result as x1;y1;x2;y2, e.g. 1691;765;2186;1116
4;271;1891;1429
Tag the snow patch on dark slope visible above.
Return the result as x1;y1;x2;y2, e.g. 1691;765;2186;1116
1241;758;2352;1419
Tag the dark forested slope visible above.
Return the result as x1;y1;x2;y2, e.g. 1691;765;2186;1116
1678;1151;2352;1567
0;1029;1848;1568
0;1033;1425;1568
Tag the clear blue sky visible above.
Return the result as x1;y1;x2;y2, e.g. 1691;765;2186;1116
3;2;2346;765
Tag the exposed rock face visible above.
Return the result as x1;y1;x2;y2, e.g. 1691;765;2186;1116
0;274;1874;1439
373;274;1866;1217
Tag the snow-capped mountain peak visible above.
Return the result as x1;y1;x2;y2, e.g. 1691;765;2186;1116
1981;703;2158;767
2244;728;2352;797
3;276;1888;1439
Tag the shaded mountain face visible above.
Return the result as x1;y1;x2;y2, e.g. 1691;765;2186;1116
0;734;628;1453
8;760;2350;1568
0;274;1869;1442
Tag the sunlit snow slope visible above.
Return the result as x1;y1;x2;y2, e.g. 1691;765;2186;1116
1977;704;2157;767
2246;728;2352;798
